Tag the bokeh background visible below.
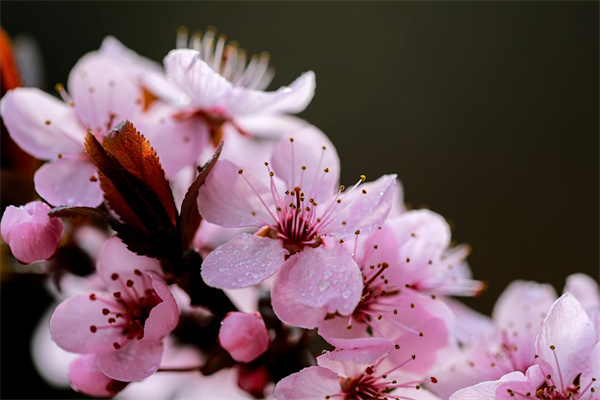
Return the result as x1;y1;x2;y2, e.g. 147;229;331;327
1;1;598;399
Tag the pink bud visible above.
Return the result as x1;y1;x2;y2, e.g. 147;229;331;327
1;201;63;264
218;312;270;363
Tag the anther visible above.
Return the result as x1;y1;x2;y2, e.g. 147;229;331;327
289;138;294;142
406;257;410;263
126;280;134;287
355;230;360;235
360;175;366;182
238;169;243;174
410;303;415;308
89;293;97;301
89;176;98;182
324;168;329;173
113;342;121;349
430;377;438;383
362;189;367;194
111;273;119;281
550;345;555;350
134;269;142;276
339;185;345;191
102;308;110;315
394;344;400;349
411;355;416;360
90;325;97;333
301;165;306;170
113;292;121;299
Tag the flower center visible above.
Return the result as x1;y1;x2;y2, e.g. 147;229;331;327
88;269;162;349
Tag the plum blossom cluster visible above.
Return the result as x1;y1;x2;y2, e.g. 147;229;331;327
1;27;598;399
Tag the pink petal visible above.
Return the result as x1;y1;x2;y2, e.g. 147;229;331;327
201;233;288;289
535;293;596;393
163;49;232;109
234;114;310;139
0;88;84;159
563;273;600;310
34;159;103;207
386;318;450;376
98;340;164;382
68;51;141;133
327;174;397;240
135;102;208;178
316;337;394;378
96;236;162;290
50;292;123;354
69;354;128;397
228;71;316;116
274;366;341;400
492;279;557;371
579;342;599;399
141;271;180;343
197;160;274;228
385;209;451;265
450;369;532;400
271;255;330;329
218;312;270;363
285;245;362;316
269;126;340;203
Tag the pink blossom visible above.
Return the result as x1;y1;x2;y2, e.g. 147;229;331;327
298;212;457;370
219;312;270;363
274;337;441;399
450;293;599;400
198;128;396;327
49;237;179;382
0;46;143;206
430;279;558;398
1;201;63;264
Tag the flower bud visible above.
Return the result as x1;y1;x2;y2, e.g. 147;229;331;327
68;355;128;397
1;201;63;264
218;312;270;363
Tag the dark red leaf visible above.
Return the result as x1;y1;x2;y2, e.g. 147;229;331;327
180;142;223;249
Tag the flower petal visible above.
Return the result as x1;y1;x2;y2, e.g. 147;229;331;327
34;159;103;207
163;49;232;109
270;125;340;202
68;51;141;133
201;233;288;289
98;340;164;382
50;292;123;354
69;354;127;397
135;103;208;178
327;174;397;239
141;272;180;343
535;293;596;393
0;88;84;159
197;159;274;227
228;70;316;116
284;245;362;317
274;366;340;400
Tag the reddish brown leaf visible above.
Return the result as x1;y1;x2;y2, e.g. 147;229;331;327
84;123;181;259
101;121;177;228
180;142;223;248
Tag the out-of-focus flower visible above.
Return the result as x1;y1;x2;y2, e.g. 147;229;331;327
49;237;179;383
1;201;63;264
450;293;599;400
0;45;143;206
219;312;270;363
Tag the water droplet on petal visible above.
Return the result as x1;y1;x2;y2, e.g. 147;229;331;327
318;280;330;292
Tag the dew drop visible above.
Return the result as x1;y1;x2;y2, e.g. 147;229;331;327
318;280;330;291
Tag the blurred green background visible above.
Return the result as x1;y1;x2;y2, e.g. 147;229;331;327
1;1;598;398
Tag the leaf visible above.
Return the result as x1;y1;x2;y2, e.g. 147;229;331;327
84;122;181;259
49;205;114;222
179;142;223;249
101;121;178;228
